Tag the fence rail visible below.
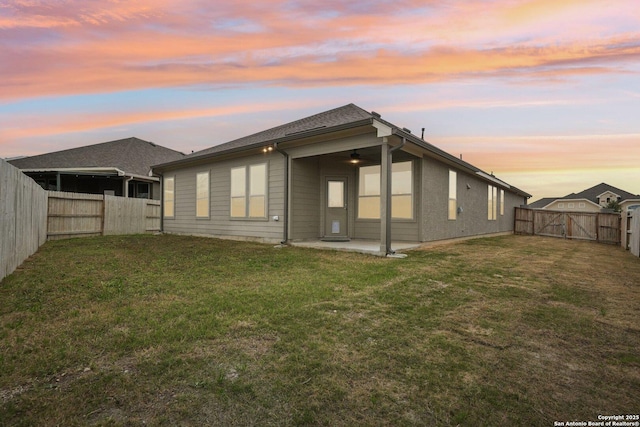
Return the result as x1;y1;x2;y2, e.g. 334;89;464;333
47;191;160;240
515;208;621;246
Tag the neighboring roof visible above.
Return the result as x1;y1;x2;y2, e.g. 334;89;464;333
531;183;640;208
153;103;531;198
564;183;639;204
9;137;185;177
528;197;558;209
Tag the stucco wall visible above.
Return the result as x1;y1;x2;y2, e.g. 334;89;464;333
421;156;523;242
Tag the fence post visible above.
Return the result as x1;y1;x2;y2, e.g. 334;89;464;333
532;209;535;235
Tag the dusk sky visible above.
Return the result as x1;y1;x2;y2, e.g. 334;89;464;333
1;0;639;201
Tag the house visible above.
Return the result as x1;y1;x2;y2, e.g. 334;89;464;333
8;137;185;199
529;183;640;213
152;104;530;255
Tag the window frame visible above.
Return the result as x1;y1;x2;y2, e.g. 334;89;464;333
196;171;210;219
356;161;414;220
163;176;175;219
488;185;497;221
230;163;268;220
448;170;457;220
357;164;381;220
500;189;505;216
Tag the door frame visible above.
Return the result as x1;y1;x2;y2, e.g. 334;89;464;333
323;176;349;240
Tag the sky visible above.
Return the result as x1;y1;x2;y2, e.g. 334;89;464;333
1;0;639;202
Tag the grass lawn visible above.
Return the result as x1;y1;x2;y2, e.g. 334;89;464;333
1;234;639;426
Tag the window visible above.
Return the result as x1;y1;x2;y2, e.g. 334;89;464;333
358;165;380;219
249;164;267;217
230;167;246;217
196;172;209;218
500;189;505;216
164;176;175;218
579;202;585;208
230;164;267;218
488;185;497;220
558;203;565;208
328;181;345;208
568;203;575;209
392;162;413;219
448;170;457;220
137;183;150;199
357;161;413;219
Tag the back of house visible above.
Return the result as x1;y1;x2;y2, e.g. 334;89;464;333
153;104;530;255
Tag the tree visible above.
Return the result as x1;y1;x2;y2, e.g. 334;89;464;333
605;200;622;212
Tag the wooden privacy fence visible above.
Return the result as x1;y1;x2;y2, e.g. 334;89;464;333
47;191;161;240
515;208;621;245
0;159;48;282
2;159;162;282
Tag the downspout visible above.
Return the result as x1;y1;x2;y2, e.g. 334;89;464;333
384;136;407;256
124;176;134;198
273;142;289;244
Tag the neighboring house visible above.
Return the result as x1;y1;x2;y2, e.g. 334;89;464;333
8;137;185;199
529;183;640;213
153;103;530;255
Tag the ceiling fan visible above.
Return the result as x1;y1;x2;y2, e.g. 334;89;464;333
349;149;361;164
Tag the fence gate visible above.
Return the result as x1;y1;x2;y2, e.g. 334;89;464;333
515;208;621;245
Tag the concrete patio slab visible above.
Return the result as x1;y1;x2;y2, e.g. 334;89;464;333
289;239;422;256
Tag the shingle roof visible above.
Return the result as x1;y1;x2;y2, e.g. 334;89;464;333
9;137;185;177
186;103;373;159
528;197;558;209
562;183;639;203
152;102;530;198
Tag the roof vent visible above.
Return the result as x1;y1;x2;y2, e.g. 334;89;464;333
371;111;381;118
402;127;411;134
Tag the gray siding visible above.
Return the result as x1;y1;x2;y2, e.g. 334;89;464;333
291;157;321;240
163;153;285;243
421;156;523;242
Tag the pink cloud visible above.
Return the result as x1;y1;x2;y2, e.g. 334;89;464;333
2;33;638;102
1;0;637;102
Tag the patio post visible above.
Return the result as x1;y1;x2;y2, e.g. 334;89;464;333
380;139;390;255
